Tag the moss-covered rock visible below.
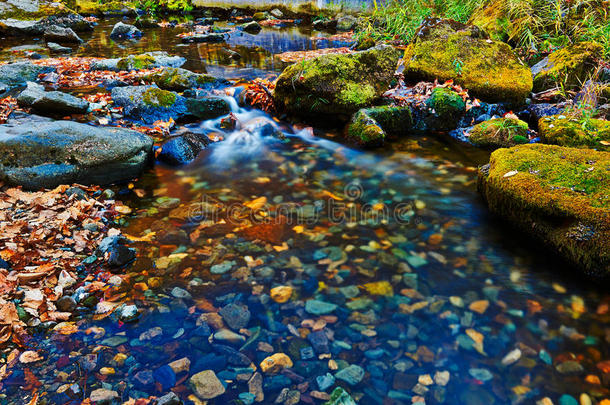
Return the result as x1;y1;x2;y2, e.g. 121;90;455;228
274;45;401;118
252;12;268;21
403;18;532;105
111;85;186;124
532;42;603;92
425;87;466;130
538;115;610;151
469;117;529;149
347;105;413;147
145;67;220;91
117;54;155;71
478;144;610;277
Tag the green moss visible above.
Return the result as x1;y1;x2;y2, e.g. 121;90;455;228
427;87;465;116
403;19;532;105
347;105;413;147
347;112;386;146
532;42;603;92
142;87;177;107
469;117;529;149
339;82;376;108
478;144;610;276
539;115;610;151
117;54;156;71
324;387;356;405
74;0;134;14
424;87;466;130
274;45;402;117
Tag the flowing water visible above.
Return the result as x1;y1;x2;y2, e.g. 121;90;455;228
1;19;609;405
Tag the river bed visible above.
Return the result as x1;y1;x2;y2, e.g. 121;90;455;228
1;18;609;405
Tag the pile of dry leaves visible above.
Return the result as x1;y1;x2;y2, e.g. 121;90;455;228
0;185;128;348
33;57;161;90
275;47;353;63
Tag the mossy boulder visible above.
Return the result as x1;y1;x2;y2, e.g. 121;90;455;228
274;45;401;118
403;18;532;105
538;115;610;151
532;42;602;92
478;144;610;277
112;85;186;124
424;87;466;130
347;105;413;147
469;117;529;149
112;85;229;124
252;12;268;21
117;54;155;71
92;52;186;72
145;67;221;91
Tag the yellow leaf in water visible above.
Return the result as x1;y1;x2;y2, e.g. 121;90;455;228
254;177;271;183
115;205;132;214
244;197;267;210
363;281;394;296
512;385;531;395
571;295;585;317
124;232;156;242
466;328;486;355
292;225;304;234
322;190;344;201
53;322;78;335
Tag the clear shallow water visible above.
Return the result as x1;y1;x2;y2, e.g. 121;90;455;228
1;18;609;405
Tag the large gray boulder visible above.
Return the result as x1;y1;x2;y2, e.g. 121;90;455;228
110;22;141;39
43;25;82;43
0;14;94;36
0;118;153;190
0;61;51;91
17;82;89;115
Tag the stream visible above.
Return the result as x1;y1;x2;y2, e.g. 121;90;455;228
1;18;609;405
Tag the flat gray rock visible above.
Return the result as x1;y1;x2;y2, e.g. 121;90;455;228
0;118;153;190
17;82;89;115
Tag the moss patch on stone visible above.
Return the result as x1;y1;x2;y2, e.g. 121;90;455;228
274;45;401;117
425;87;466;130
145;67;216;91
142;87;177;107
74;0;134;14
403;18;532;105
478;144;610;277
469;117;529;149
538;115;610;151
347;105;413;147
117;54;156;71
532;41;603;92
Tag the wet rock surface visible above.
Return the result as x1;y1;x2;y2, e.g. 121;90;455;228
0;118;153;189
274;45;401;118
